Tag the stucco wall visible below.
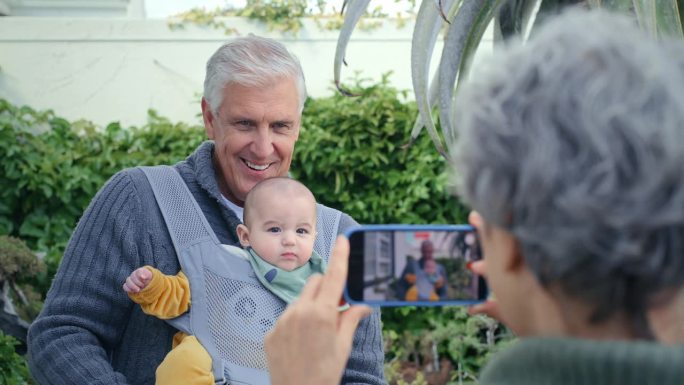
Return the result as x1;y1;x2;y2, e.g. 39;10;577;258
0;17;491;126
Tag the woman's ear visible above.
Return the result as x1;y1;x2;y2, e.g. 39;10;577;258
236;224;251;247
495;227;524;272
506;237;525;272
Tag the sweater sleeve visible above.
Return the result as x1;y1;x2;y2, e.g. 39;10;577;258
337;213;388;385
27;171;146;385
128;267;191;319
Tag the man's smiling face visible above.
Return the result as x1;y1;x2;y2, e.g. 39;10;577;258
203;77;301;206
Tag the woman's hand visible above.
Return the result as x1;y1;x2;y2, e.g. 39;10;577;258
467;211;503;321
265;236;372;385
467;260;503;320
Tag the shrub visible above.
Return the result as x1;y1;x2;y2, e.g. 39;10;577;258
0;236;45;322
0;332;32;385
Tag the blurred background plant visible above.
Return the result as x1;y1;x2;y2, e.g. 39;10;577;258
0;235;45;356
0;332;33;385
335;0;684;157
168;0;415;35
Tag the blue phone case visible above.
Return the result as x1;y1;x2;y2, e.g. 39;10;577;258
343;224;488;307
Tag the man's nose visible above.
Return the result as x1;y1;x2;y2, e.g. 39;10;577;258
251;127;273;158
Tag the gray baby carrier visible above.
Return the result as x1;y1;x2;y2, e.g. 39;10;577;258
140;166;341;385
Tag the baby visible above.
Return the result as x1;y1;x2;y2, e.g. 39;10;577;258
405;258;444;301
123;177;333;384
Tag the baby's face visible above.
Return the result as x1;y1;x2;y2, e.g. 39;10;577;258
424;260;437;275
245;194;316;271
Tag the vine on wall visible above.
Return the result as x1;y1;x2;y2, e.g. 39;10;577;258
168;0;415;35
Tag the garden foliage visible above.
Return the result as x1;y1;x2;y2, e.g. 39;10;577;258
0;78;509;383
0;332;32;385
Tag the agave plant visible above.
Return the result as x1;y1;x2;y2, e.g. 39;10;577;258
334;0;684;158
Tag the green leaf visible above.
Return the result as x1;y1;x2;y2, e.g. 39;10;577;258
409;0;458;158
334;0;372;95
633;0;684;38
438;0;502;147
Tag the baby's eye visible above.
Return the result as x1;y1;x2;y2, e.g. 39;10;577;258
296;228;309;235
267;227;281;233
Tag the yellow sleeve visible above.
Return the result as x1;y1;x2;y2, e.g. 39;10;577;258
128;266;191;319
405;285;418;301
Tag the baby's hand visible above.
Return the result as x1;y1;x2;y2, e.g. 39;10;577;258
123;267;153;293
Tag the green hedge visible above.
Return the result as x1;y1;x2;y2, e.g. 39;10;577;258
0;79;509;383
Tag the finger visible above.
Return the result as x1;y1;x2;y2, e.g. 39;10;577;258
298;273;324;301
338;305;371;336
135;268;152;282
470;260;487;277
468;210;483;230
468;298;502;320
123;278;139;293
319;236;350;305
130;274;144;288
337;306;372;355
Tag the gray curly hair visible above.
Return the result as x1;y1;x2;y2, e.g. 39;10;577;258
203;35;307;114
452;9;684;335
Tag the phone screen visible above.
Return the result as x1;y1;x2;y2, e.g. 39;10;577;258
345;225;487;306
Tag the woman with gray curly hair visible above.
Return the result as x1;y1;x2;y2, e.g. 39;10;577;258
454;8;684;384
263;8;684;385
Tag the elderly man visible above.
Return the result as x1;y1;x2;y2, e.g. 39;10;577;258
263;9;684;385
397;240;447;300
27;36;385;385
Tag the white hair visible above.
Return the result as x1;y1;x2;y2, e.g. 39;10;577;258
203;35;307;114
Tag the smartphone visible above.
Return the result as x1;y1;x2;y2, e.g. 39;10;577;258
344;224;487;306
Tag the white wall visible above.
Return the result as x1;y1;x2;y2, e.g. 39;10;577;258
0;0;143;17
0;16;491;127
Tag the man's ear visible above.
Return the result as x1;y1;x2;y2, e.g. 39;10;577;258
201;98;216;139
236;224;251;247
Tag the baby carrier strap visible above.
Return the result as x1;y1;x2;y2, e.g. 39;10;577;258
139;165;220;251
313;204;342;262
139;165;229;383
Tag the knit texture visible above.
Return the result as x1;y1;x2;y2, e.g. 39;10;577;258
480;337;684;385
27;141;386;385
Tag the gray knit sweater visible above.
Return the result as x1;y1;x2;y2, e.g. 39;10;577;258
27;141;386;385
479;337;684;385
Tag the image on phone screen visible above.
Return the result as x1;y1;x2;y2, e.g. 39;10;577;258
346;225;487;306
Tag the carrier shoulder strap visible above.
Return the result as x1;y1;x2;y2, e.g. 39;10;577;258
138;165;220;335
139;165;220;254
313;203;342;262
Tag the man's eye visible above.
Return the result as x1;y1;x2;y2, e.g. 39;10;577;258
273;123;290;131
267;227;281;233
235;121;252;129
296;228;309;235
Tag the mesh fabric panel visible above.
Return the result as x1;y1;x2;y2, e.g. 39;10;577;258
314;206;340;262
205;269;285;370
143;167;214;249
